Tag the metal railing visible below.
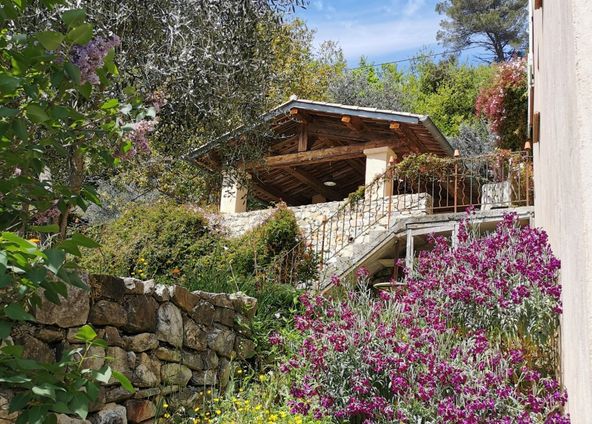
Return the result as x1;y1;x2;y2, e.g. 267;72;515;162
260;150;534;287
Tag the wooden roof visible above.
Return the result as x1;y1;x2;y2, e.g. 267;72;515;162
190;99;454;206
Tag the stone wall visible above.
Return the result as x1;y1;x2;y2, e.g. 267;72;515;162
220;193;432;240
4;274;257;424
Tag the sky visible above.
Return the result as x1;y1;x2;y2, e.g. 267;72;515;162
294;0;480;68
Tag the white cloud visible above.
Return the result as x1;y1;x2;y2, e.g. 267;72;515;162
404;0;428;16
312;16;441;62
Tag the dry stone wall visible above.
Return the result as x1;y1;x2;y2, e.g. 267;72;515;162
4;274;257;424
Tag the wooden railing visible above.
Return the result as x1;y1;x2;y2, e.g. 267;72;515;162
260;150;534;288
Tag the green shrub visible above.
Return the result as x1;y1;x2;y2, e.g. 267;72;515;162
82;201;313;360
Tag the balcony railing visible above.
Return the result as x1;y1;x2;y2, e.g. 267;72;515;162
260;150;534;288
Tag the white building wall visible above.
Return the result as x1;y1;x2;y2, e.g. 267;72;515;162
531;1;592;420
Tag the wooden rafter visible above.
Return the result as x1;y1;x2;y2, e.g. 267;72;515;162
284;167;342;201
341;115;365;132
252;182;300;205
250;139;402;169
298;122;309;152
399;124;429;152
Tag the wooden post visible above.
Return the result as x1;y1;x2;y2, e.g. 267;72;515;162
524;141;532;206
453;149;460;213
320;216;327;270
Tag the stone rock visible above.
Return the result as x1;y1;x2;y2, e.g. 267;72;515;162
155;303;183;348
230;292;257;319
218;358;231;388
125;399;156;423
200;350;219;370
133;353;161;388
193;291;234;309
152;284;170;302
89;403;127;424
161;363;192;386
191;370;217;386
123;296;158;333
105;386;134;403
133;388;160;399
125;333;159;353
213;307;235;327
89;275;126;300
104;326;125;348
183;318;207;351
0;390;18;423
235;336;256;360
168;387;200;408
190;300;215;327
89;300;127;327
122;278;145;295
181;351;203;371
233;314;253;337
35;285;90;328
160;385;181;396
35;327;64;343
56;414;91;424
127;351;137;369
18;334;54;363
82;346;105;371
207;328;235;359
155;347;181;363
169;286;199;313
106;347;132;385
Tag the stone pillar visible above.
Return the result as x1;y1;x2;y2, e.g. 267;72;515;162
363;146;396;197
219;173;248;213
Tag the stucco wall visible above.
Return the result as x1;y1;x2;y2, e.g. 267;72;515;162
531;0;592;420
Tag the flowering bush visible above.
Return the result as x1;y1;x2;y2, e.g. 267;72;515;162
476;57;528;150
280;214;568;423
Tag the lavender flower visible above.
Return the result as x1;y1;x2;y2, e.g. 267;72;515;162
71;35;121;85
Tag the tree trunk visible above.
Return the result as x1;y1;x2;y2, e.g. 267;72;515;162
59;147;85;239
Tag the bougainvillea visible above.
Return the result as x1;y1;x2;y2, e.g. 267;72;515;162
279;214;568;423
476;57;528;150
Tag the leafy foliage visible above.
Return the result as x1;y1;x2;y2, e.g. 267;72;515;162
436;0;528;62
81;201;315;356
328;59;405;111
403;55;494;136
476;57;528;150
0;0;137;420
279;215;568;423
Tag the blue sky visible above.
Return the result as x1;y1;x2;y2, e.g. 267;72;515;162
294;0;479;68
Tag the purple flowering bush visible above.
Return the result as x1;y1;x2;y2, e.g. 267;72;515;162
279;214;568;423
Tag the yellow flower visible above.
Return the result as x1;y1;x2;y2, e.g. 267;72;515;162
163;403;169;408
207;389;212;395
194;406;200;412
213;397;219;402
236;369;243;374
164;413;171;418
215;410;221;415
28;238;40;244
258;374;267;382
255;405;262;411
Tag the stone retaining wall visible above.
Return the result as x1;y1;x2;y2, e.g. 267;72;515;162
3;275;257;424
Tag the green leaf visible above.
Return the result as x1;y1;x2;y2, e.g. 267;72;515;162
12;118;27;141
71;233;100;248
4;303;35;321
30;224;59;233
62;9;86;27
64;63;81;85
0;320;12;339
44;249;65;274
74;324;96;343
67;23;93;45
100;98;119;110
0;74;20;93
32;383;56;400
0;107;18;117
36;31;64;50
57;240;81;257
26;104;50;123
112;370;135;393
78;82;92;99
95;366;112;384
69;392;89;420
